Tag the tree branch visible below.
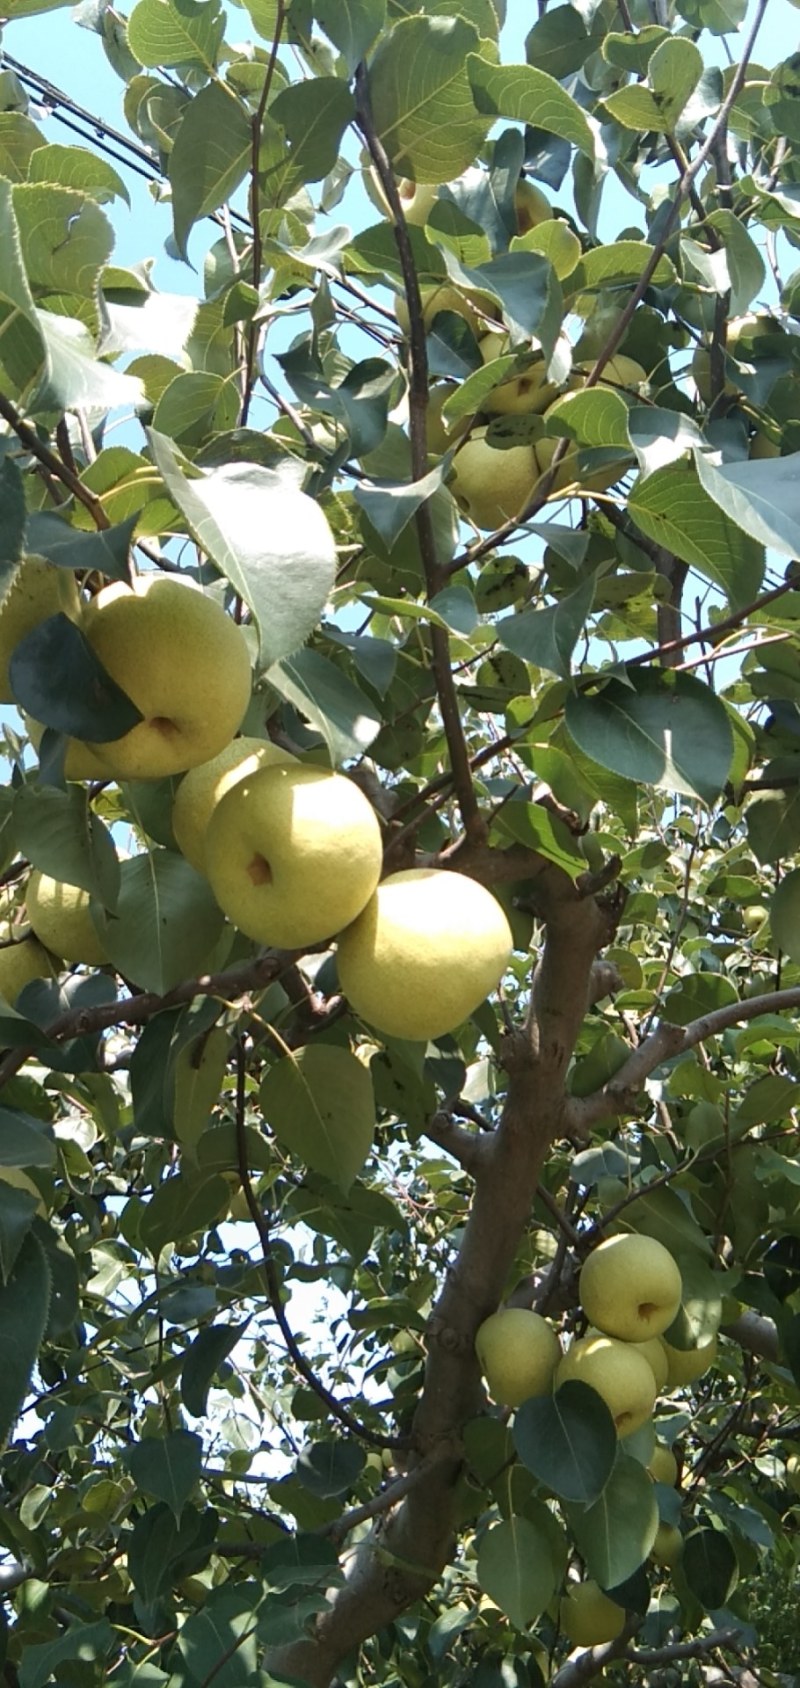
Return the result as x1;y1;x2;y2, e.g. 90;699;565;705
0;389;110;529
267;867;616;1687
563;987;800;1139
241;1;287;425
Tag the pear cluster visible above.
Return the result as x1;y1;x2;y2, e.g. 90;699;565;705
0;561;513;1038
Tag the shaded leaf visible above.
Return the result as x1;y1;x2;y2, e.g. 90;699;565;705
14;785;119;906
564;1453;658;1588
628;461;764;609
565;669;734;806
260;1045;375;1193
267;648;382;764
170;82;251;260
498;573;595;679
0;1233;50;1447
368;17;490;184
92;852;224;995
476;1516;557;1630
181;1321;248;1418
128;1430;203;1521
148;434;336;669
469;55;594;156
514;1381;616;1504
296;1439;367;1497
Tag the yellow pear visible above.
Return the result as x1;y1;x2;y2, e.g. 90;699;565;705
786;1452;800;1495
574;353;647;393
26;871;108;966
579;1234;682;1342
395;283;498;339
24;715;108;781
336;868;513;1042
661;1332;717;1388
556;1335;657;1436
586;1324;669;1392
514;178;553;233
560;1580;625;1646
647;1441;678;1486
692;313;776;403
78;574;252;781
172;738;297;875
650;1521;683;1567
205;763;382;950
0;931;54;1000
475;1307;561;1408
1;556;81;704
397;178;439;225
448;426;559;530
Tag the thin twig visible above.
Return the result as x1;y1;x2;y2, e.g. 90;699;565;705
241;2;287;424
0;389;110;529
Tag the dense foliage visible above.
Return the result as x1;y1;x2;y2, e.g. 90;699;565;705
0;0;799;1685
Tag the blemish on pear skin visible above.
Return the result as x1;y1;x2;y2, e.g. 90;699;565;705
149;716;180;738
247;853;272;886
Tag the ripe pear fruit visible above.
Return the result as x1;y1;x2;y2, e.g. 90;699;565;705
556;1334;657;1436
650;1521;683;1567
573;353;648;393
172;738;297;875
395;283;497;340
475;1307;561;1408
648;1440;678;1486
448;426;560;530
579;1234;682;1342
79;574;252;781
560;1580;625;1646
25;715;108;781
786;1452;800;1495
336;868;513;1042
661;1332;717;1388
26;871;108;966
205;764;382;950
397;178;439;225
586;1323;668;1392
692;313;776;403
514;178;553;233
0;556;81;704
0;932;54;1000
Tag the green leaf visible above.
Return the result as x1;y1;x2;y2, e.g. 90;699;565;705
0;179;46;397
25;512;138;582
694;449;800;563
139;1172;230;1253
629;461;765;608
128;1431;203;1521
746;790;800;865
569;242;676;293
564;1454;658;1588
127;1502;217;1602
0;1184;38;1284
177;1589;260;1688
0;114;45;182
355;465;445;549
490;801;587;879
476;1517;557;1631
498;573;595;680
0;455;26;586
12;184;113;297
0;1233;50;1447
706;209;765;314
297;1439;367;1497
513;1380;617;1504
92;852;224;995
169;82;251;260
270;80;356;187
181;1321;248;1418
565;669;734;806
468;56;594;157
19;1623;113;1688
268;648;382;764
28;144;129;206
604;37;702;132
9;614;142;744
0;1109;55;1168
260;1045;375;1193
368;16;491;184
127;0;225;71
314;0;387;72
682;1528;738;1609
33;313;146;415
616;1185;712;1261
546;388;631;451
14;786;119;906
148;434;336;670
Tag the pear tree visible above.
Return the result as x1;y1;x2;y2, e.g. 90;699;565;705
0;1;798;1685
